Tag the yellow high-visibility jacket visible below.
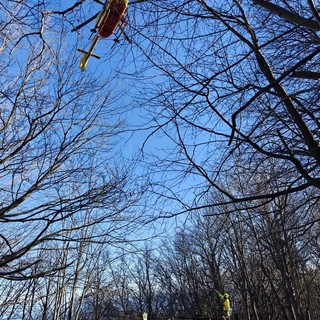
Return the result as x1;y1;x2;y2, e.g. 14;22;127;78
217;292;231;313
222;297;230;312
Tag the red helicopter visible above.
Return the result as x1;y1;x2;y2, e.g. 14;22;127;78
72;0;129;70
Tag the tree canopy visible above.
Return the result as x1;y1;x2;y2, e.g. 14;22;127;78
0;1;319;319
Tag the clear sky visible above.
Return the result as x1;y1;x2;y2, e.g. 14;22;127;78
38;1;213;243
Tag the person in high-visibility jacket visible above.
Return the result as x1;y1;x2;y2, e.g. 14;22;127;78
215;290;231;320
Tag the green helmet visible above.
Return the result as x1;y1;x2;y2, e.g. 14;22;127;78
224;293;229;299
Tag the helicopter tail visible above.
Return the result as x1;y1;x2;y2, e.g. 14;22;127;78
77;48;101;60
77;36;100;71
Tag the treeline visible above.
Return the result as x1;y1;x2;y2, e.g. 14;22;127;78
0;194;318;319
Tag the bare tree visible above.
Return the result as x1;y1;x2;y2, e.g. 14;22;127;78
124;3;320;316
0;0;143;284
127;0;320;214
2;1;319;319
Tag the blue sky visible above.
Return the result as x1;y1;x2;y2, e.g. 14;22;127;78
35;1;217;238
